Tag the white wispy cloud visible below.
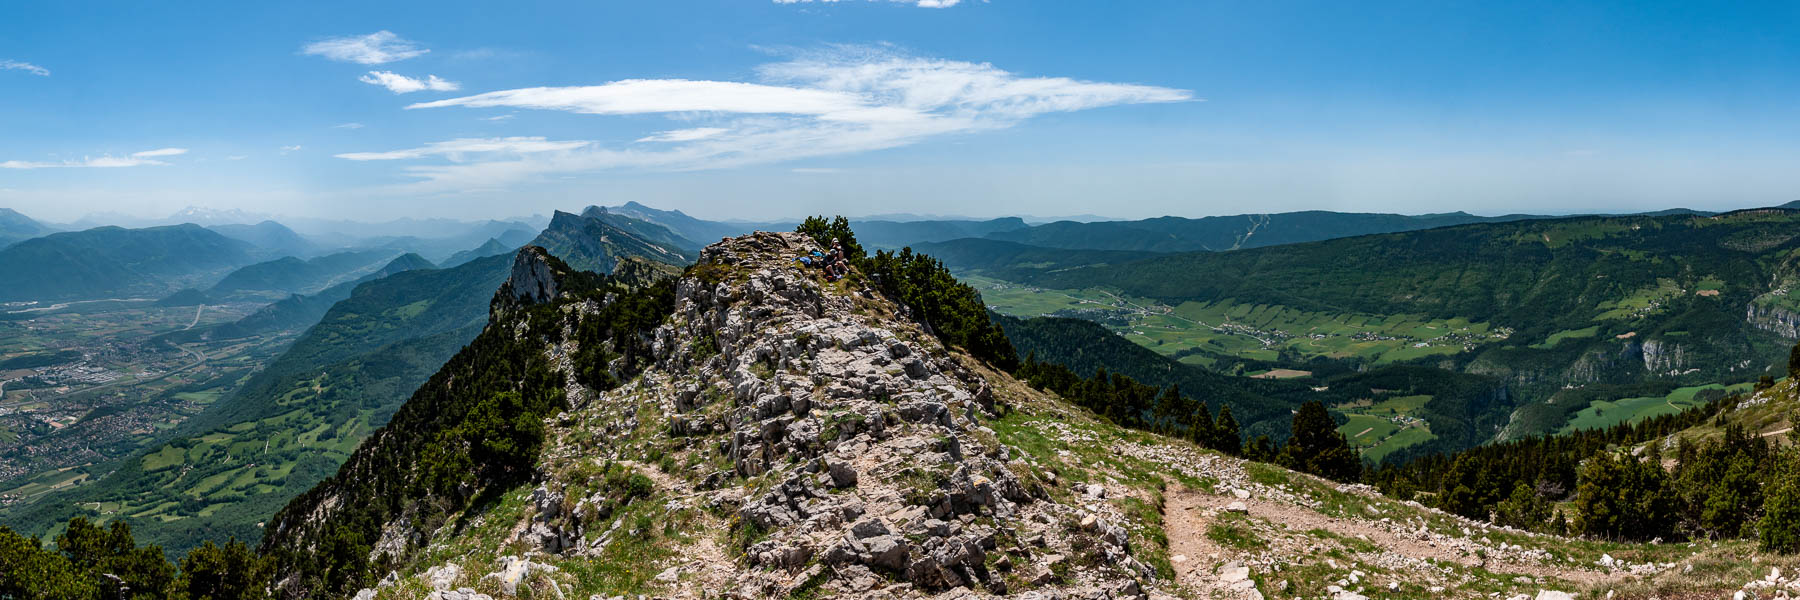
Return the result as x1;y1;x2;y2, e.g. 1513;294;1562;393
407;80;864;115
1;60;49;76
280;145;303;154
1;148;188;169
636;128;731;143
334;122;365;129
131;148;188;158
360;71;460;94
335;137;592;161
773;0;962;7
480;114;516;121
302;31;428;64
351;47;1192;192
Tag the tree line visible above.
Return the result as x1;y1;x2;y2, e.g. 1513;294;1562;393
1372;345;1800;550
0;517;267;599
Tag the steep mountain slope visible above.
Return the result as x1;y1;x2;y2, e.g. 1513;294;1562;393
204;254;439;340
208;221;317;257
600;200;775;244
579;205;704;251
982;211;1545;253
0;207;54;248
0;254;511;552
255;233;1768;600
528;210;696;275
0;224;260;301
207;249;404;298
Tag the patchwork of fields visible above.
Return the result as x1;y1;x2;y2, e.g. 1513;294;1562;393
1334;394;1438;463
0;301;291;501
967;275;1508;367
1557;382;1758;434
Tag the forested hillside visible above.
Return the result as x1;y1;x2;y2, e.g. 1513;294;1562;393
207;250;405;298
0;254;512;552
938;210;1800;452
0;225;261;301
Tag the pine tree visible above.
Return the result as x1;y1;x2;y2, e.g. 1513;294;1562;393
1761;452;1800;553
1790;341;1800;379
1214;405;1242;456
1187;401;1214;448
0;526;97;599
1437;455;1491;519
1150;385;1186;436
1245;435;1278;462
1573;451;1676;541
57;517;175;599
1278;401;1362;482
175;539;272;600
1494;482;1552;532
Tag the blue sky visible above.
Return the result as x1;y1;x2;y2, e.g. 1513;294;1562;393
2;1;1798;223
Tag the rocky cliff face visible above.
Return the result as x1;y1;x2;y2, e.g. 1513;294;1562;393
1748;300;1800;340
1638;338;1691;375
504;246;562;305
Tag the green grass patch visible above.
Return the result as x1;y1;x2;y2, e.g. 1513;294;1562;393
1206;513;1266;551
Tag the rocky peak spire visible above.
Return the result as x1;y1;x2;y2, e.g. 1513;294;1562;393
503;246;563;306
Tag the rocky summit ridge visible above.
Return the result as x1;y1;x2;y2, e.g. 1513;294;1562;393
320;232;1160;600
296;232;1778;600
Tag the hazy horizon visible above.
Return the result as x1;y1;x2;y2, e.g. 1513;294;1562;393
6;1;1800;222
12;197;1800;232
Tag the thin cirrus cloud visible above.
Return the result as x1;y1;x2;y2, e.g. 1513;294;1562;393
1;147;186;169
636;128;731;143
1;60;50;76
360;71;460;94
773;0;963;7
349;47;1192;192
301;31;428;64
336;137;592;161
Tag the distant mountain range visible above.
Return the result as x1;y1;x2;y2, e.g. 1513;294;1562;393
981;211;1545;253
528;210;696;275
207;249;411;298
0;208;55;249
0;224;261;302
592;201;1026;249
208;221;316;257
440;231;535;268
